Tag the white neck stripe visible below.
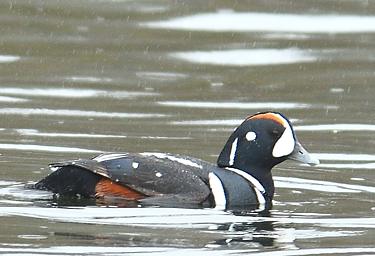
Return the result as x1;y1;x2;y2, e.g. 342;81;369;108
228;138;238;166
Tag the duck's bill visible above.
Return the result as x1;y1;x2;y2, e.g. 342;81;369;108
288;141;320;166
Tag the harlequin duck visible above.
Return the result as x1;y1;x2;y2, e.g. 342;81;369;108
34;112;319;210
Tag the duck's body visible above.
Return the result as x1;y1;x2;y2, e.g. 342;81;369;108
36;152;268;209
35;112;319;210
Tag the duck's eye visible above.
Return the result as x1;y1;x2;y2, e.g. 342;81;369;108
245;131;257;141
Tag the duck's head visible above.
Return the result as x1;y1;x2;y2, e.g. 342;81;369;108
217;112;319;172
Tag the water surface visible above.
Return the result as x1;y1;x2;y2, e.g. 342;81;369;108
1;0;375;255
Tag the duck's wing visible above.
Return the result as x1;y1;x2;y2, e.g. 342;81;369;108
92;153;212;200
46;152;213;204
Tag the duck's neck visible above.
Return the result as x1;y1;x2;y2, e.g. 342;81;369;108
229;165;275;201
248;168;274;200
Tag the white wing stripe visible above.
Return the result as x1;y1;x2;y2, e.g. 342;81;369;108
93;153;128;162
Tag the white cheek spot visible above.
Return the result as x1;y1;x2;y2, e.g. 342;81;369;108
155;172;162;177
245;131;257;141
272;124;295;158
132;162;139;169
228;138;238;166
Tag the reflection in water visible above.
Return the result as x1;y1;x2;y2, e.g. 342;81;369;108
15;129;128;138
0;87;158;99
0;108;167;118
275;176;375;193
144;11;375;33
207;220;277;248
0;96;28;103
66;76;113;83
296;124;375;131
0;55;20;63
0;203;363;252
0;181;369;253
14;129;191;140
136;71;188;81
0;143;100;153
158;101;313;109
170;48;316;66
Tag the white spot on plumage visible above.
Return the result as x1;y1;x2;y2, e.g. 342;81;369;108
228;138;238;166
208;172;226;210
155;172;162;177
50;167;59;172
245;131;257;141
132;162;139;169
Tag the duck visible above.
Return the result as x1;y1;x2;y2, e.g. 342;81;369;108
34;111;319;210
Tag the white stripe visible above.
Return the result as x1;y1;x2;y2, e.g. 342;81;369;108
272;113;295;158
228;138;238;166
93;153;128;162
140;152;203;169
225;167;266;208
208;172;226;210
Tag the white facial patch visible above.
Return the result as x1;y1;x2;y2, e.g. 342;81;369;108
228;138;238;166
245;131;257;141
272;115;295;158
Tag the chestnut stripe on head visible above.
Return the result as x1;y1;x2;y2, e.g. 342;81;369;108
247;112;286;127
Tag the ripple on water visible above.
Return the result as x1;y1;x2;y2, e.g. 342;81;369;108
0;96;28;103
136;71;188;81
0;143;100;153
295;124;375;132
13;129;190;140
275;176;375;193
0;87;158;99
0;184;52;201
15;129;128;139
312;152;375;169
0;206;367;228
0;55;20;63
170;48;316;66
0;108;167;118
158;101;314;109
143;11;375;33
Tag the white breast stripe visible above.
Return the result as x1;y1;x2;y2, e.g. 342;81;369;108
208;172;227;210
225;167;266;208
229;138;238;166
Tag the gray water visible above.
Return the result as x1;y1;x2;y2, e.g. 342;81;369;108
1;1;375;255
